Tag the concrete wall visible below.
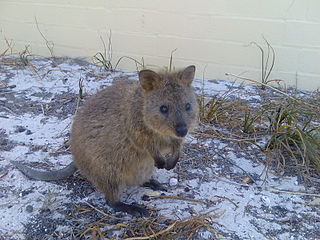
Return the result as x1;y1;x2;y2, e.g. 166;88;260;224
1;0;320;90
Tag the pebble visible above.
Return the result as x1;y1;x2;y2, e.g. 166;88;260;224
141;195;150;201
26;205;33;213
261;196;270;205
169;178;178;186
145;191;161;197
25;130;32;135
15;126;26;133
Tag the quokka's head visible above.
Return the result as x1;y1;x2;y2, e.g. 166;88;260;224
139;65;199;139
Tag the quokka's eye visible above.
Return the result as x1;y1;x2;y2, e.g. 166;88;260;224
160;105;168;114
185;103;191;111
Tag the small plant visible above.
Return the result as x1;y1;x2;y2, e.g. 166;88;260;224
93;31;113;71
41;189;58;211
18;45;32;66
93;30;145;72
250;37;277;89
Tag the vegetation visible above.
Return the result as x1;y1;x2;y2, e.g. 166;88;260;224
93;31;145;72
250;37;278;89
1;32;319;239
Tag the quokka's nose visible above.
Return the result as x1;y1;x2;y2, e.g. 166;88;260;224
175;124;188;137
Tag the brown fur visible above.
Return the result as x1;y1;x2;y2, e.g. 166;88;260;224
70;66;199;204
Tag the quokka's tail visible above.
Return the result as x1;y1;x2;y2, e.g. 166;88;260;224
11;161;77;181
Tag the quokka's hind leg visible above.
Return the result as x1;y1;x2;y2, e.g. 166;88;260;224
94;174;150;217
105;188;151;217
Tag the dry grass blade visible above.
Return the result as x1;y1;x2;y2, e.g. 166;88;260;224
0;45;9;57
35;17;54;57
113;56;145;72
0;37;14;56
263;36;275;84
169;48;177;72
154;194;214;205
84;202;111;217
213;195;238;209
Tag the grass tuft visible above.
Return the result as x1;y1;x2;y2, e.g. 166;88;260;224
265;100;320;175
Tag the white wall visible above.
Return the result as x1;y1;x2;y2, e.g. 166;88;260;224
1;0;320;90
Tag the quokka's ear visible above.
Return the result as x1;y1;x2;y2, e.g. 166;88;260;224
179;65;196;86
139;69;161;91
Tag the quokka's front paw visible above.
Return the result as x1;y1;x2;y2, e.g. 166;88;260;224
164;153;180;170
154;156;166;169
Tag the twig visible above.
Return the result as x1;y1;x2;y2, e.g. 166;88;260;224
225;73;317;108
155;195;213;205
85;202;112;217
213;195;238;209
269;188;320;197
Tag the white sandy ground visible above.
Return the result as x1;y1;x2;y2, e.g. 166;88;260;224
0;56;319;239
